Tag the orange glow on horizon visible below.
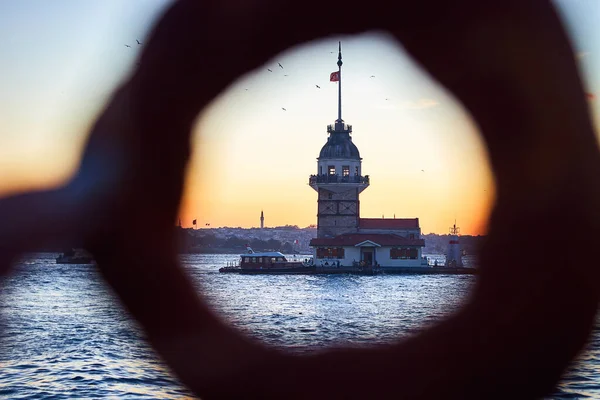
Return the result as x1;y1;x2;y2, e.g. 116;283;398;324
1;24;597;237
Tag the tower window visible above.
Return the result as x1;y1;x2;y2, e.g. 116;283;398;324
328;166;336;175
342;166;350;176
355;166;359;176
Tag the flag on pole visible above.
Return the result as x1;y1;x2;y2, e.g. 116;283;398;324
192;219;197;225
330;71;339;82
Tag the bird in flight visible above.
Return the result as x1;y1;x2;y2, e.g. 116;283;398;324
278;62;283;69
370;75;375;78
385;98;389;100
245;88;248;91
136;39;142;45
124;44;131;48
421;169;425;172
282;107;287;111
267;68;273;72
316;85;320;89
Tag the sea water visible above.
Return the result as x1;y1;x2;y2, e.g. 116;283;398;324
0;253;597;399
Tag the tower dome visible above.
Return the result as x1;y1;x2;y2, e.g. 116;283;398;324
318;128;361;160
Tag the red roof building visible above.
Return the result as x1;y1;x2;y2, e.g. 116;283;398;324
310;233;424;247
358;218;419;230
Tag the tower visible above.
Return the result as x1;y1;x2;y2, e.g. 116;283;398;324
445;221;463;267
260;210;264;229
309;42;369;238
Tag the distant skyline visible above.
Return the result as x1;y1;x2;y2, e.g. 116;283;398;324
1;0;598;235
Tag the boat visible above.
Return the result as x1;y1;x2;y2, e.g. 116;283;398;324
56;248;94;264
219;247;315;274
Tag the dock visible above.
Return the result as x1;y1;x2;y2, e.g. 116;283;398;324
315;266;476;275
219;266;477;275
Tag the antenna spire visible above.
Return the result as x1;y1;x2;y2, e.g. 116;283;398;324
337;41;343;122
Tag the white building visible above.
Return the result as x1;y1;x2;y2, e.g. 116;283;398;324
445;222;463;267
308;43;427;269
310;222;427;268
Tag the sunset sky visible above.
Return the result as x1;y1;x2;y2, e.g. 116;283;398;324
1;0;598;235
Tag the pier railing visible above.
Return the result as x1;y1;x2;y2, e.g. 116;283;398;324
309;175;369;185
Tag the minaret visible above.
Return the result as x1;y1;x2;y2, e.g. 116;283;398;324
309;42;369;238
260;210;264;229
445;221;463;267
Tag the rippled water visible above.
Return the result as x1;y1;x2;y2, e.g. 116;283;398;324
0;253;598;398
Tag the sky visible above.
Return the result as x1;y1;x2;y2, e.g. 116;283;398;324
0;1;598;235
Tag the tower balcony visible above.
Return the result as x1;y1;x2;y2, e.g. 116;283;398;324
309;174;370;193
309;174;369;185
327;123;352;134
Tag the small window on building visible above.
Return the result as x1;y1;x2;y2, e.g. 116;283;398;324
402;248;409;259
259;257;263;263
355;166;359;176
391;248;416;259
244;257;250;263
392;248;406;259
317;247;325;258
316;247;346;259
328;193;333;199
409;248;418;259
328;166;336;175
251;257;256;263
342;166;350;176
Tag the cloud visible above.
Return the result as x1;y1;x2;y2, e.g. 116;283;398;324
577;51;590;59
